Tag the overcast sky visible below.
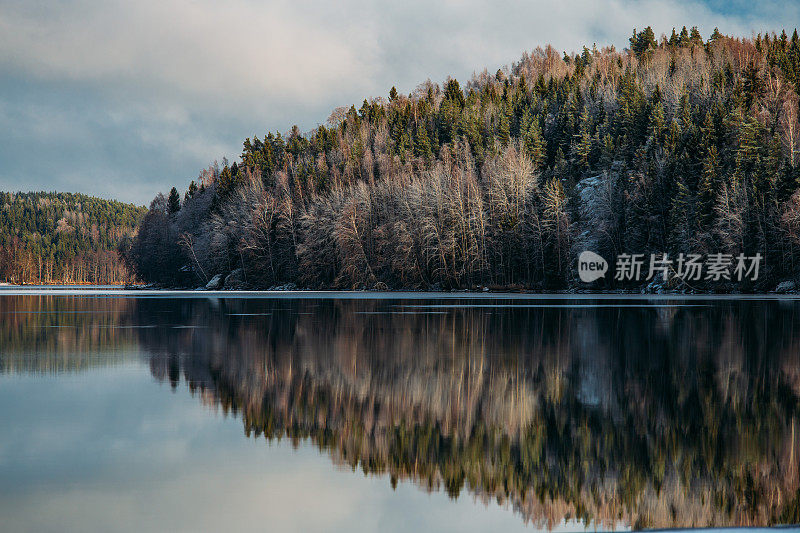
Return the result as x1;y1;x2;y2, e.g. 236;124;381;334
1;0;799;204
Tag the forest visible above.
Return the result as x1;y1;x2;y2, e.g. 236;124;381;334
125;27;800;291
0;192;145;284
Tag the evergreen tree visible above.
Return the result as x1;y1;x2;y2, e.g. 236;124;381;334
698;146;720;226
679;26;690;47
413;121;434;161
521;110;546;169
443;79;465;109
168;187;181;215
670;174;692;251
690;26;703;46
498;111;511;146
629;27;656;56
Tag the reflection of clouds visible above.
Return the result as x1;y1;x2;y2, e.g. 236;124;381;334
0;370;202;477
0;367;536;533
0;454;537;533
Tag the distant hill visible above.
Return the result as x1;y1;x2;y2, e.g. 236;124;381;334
128;28;800;291
0;191;146;284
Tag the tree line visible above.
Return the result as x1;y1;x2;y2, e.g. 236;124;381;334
126;27;800;291
0;192;146;284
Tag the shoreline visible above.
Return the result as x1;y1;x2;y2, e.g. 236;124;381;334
2;286;800;299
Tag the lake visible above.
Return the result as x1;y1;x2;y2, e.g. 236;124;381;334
1;290;799;532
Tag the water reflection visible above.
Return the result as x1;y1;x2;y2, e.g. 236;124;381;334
2;295;800;529
0;295;139;372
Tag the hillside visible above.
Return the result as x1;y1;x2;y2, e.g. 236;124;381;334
127;27;800;291
0;192;146;284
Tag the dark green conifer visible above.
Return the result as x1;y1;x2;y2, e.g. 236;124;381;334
167;187;180;215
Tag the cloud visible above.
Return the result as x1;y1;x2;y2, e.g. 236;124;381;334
0;0;798;203
0;0;373;105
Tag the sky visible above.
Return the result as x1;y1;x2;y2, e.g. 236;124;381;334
1;0;799;205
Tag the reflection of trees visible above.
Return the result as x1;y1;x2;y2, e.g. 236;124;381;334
3;294;798;527
0;295;138;373
139;298;800;529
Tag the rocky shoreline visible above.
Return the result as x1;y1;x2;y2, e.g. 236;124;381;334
127;270;800;295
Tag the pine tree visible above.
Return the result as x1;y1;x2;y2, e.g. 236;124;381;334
168;187;181;215
700;111;715;153
690;27;703;46
698;146;720;226
742;62;763;109
217;165;234;197
498;111;511;147
520;111;545;169
413;121;434;161
443;79;465;109
574;129;592;169
574;108;593;168
553;147;567;174
629;27;656;56
648;100;666;144
669;28;679;47
185;181;198;203
600;133;614;167
670;173;692;251
679;26;690;47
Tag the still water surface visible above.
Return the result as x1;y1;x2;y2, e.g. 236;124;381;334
1;291;799;532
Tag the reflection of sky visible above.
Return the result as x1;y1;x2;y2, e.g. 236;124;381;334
0;364;572;533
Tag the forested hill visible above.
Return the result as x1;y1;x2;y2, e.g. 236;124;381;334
128;27;800;291
0;192;146;284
